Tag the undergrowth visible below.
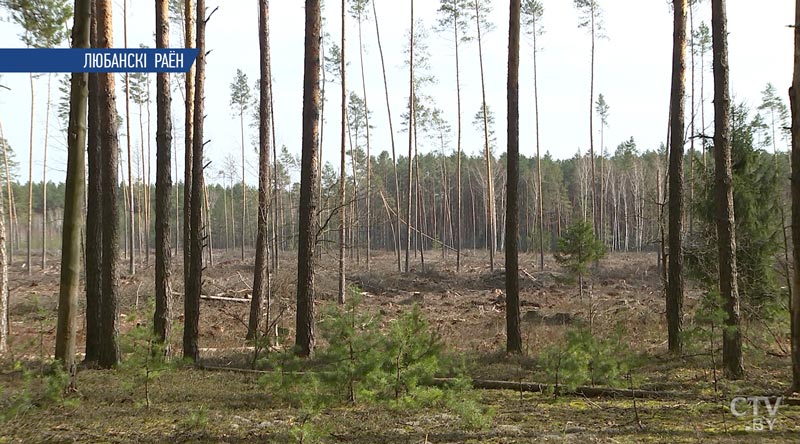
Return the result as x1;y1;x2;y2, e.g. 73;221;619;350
258;289;494;442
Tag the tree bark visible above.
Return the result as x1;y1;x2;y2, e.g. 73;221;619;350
0;165;6;353
0;122;6;350
711;0;743;380
270;73;279;270
97;0;121;369
667;0;687;354
154;0;173;352
505;0;522;354
248;0;272;341
83;0;102;365
55;0;90;370
184;0;207;362
789;0;800;394
183;0;195;309
295;0;321;358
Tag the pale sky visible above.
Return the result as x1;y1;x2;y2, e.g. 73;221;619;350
0;0;794;186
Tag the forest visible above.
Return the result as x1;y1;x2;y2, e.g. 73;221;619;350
0;0;799;443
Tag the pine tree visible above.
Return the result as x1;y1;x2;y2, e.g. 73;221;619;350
470;0;497;269
505;0;522;354
574;0;603;236
711;0;743;379
350;0;373;270
295;0;322;357
97;0;121;369
54;0;90;372
154;0;173;352
790;0;800;394
522;0;544;270
437;0;470;272
554;220;606;299
248;0;273;342
373;0;403;272
667;0;687;354
230;69;252;260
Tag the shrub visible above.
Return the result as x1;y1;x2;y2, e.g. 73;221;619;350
540;326;632;392
259;292;492;431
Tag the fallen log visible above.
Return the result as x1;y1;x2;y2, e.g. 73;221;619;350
194;364;800;405
200;294;251;303
431;378;684;399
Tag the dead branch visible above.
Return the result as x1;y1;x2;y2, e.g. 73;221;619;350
201;294;250;303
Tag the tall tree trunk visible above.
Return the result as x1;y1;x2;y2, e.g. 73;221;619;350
84;2;102;365
124;0;135;276
0;121;6;352
184;0;208;362
55;0;90;370
688;1;695;236
405;0;414;273
26;72;34;276
241;108;246;261
357;14;372;272
137;104;145;261
248;0;272;341
184;0;195;305
589;1;597;236
712;0;743;380
338;0;347;304
230;174;236;251
154;0;173;352
532;9;544;270
0;160;6;353
145;80;152;266
372;0;401;272
203;181;213;266
789;0;800;394
413;116;424;270
270;72;279;270
667;0;687;354
174;110;179;256
97;0;121;369
295;0;322;357
505;0;522;354
223;176;229;250
475;1;495;270
41;74;52;270
318;32;325;246
453;7;464;273
0;122;14;266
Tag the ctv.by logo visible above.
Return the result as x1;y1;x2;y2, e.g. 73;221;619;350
730;396;783;432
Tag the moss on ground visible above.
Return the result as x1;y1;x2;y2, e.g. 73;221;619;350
1;368;798;444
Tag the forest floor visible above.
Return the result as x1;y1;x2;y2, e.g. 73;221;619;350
1;249;799;443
